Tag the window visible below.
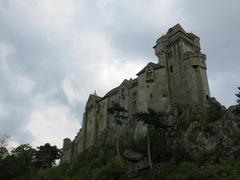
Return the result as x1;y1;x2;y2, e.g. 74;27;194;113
150;93;153;98
206;95;209;100
146;67;154;83
170;66;173;72
167;51;172;58
147;69;152;79
133;92;136;97
121;88;125;99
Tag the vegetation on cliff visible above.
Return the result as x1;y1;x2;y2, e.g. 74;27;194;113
1;97;240;180
0;143;61;180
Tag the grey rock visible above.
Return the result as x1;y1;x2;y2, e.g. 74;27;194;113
123;149;144;161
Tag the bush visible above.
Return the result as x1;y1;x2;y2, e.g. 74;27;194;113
31;163;71;180
92;157;125;180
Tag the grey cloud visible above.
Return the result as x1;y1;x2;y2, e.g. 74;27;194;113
0;0;239;146
175;0;240;106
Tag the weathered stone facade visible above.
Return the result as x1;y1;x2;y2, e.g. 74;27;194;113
62;24;211;162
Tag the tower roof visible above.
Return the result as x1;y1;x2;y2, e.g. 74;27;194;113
165;23;186;38
136;62;164;76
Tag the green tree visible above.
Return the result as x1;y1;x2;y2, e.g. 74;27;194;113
34;143;62;169
236;87;240;105
0;147;8;160
134;108;169;169
107;103;128;158
0;144;36;180
12;144;36;168
0;133;10;149
0;134;10;160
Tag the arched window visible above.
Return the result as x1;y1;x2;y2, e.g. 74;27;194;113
146;67;154;83
147;69;152;78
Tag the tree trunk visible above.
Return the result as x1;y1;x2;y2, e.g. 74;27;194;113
147;129;153;169
116;136;120;158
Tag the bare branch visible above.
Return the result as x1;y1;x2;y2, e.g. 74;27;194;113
0;133;10;148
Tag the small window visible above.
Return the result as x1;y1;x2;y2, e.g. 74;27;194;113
163;94;166;97
133;92;136;97
170;66;173;72
206;95;209;100
147;69;153;79
150;93;153;98
167;51;172;58
147;85;149;88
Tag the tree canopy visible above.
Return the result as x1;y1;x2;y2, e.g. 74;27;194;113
107;103;128;125
34;143;62;169
236;87;240;105
134;108;169;129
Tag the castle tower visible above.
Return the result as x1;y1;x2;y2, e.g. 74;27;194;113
154;24;210;105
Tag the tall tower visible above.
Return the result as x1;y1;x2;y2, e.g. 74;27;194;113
154;24;210;105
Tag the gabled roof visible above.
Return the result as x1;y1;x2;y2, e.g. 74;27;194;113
136;62;164;76
120;79;129;86
187;32;199;39
100;78;139;101
128;78;138;88
86;94;102;106
102;86;119;99
165;23;186;38
92;94;102;101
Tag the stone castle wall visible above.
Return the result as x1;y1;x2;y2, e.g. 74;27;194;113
62;24;211;162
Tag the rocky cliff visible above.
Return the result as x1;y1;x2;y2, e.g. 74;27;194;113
62;98;240;176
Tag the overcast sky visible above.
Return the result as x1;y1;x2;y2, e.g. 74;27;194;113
0;0;239;148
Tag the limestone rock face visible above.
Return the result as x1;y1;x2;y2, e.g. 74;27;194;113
123;149;149;177
169;98;240;162
123;149;144;161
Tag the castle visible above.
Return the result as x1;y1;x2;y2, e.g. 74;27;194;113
62;24;211;162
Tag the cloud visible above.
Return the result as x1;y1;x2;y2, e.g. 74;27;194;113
0;0;239;148
175;0;240;106
26;103;80;148
62;78;87;105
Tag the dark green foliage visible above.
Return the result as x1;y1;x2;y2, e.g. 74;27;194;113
0;147;8;159
107;103;128;157
150;129;172;162
107;103;128;114
206;101;224;123
0;143;63;179
166;161;240;180
134;109;170;169
0;144;37;180
236;87;240;105
32;150;125;180
134;108;169;129
92;157;124;180
131;137;148;154
189;103;224;136
34;143;62;169
31;163;71;180
3;143;240;180
107;103;128;125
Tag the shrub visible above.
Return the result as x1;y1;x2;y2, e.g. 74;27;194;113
92;157;125;180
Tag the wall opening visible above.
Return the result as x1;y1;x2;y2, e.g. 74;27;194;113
170;66;173;72
206;95;209;100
